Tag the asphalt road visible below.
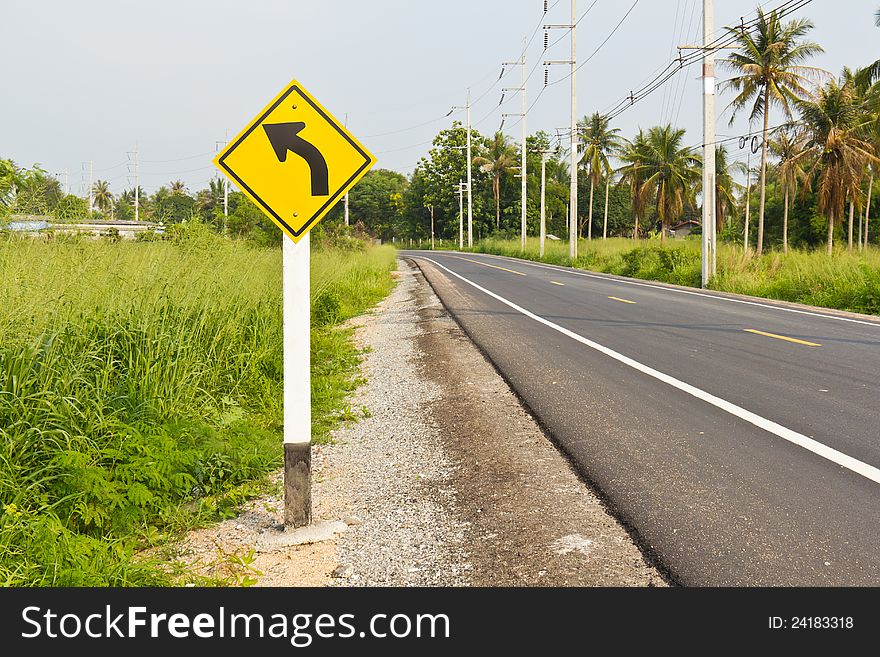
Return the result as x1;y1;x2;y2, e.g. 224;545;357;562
403;249;880;586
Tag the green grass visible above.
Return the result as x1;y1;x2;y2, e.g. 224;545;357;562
0;225;396;585
466;237;880;316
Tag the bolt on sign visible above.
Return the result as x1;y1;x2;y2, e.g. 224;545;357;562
214;78;375;241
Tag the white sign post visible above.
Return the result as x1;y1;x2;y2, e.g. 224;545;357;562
282;232;311;526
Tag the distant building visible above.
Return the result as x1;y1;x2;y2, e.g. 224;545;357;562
672;219;701;238
3;216;162;240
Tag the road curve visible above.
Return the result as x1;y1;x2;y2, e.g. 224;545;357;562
403;249;880;586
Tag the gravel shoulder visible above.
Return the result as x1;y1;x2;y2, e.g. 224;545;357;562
170;258;664;587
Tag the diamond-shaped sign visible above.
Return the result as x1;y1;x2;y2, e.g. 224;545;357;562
214;79;375;242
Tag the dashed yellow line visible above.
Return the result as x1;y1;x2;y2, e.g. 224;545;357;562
449;256;526;276
608;296;636;304
550;281;565;286
743;329;821;347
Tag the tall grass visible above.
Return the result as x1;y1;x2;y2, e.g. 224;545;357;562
470;237;880;315
0;225;396;585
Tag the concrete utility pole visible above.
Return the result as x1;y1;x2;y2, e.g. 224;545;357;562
134;144;139;222
738;135;757;252
452;93;473;247
457;180;465;249
540;149;550;257
85;161;94;212
215;139;230;223
427;203;435;250
503;53;528;252
544;0;578;260
55;170;69;196
701;0;716;286
682;1;737;284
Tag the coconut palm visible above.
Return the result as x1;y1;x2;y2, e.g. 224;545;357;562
769;130;810;253
579;112;622;240
91;180;113;214
170;180;188;195
473;132;518;230
617;130;650;239
720;8;824;256
637;125;701;244
797;78;878;254
714;146;747;234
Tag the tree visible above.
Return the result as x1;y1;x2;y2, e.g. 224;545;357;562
91;180;113;214
53;194;89;223
769;130;809;253
152;185;195;224
346;169;408;239
0;159;24;212
637;125;701;244
170;180;188;194
617;130;651;239
720;8;824;255
411;122;490;240
797;78;878;254
473;131;518;230
579;112;622;240
196;178;226;230
714;145;747;235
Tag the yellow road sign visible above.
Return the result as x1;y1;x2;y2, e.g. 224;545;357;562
214;79;375;242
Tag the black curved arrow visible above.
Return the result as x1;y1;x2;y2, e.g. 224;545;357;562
263;122;329;196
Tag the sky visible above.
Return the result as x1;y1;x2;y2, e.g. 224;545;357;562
1;0;877;196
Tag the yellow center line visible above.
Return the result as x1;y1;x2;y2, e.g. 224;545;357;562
608;296;637;304
550;281;565;286
448;255;526;276
743;329;821;347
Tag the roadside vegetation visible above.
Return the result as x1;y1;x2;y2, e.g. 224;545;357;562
471;237;880;316
0;223;395;586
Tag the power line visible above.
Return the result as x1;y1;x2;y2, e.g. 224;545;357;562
603;0;812;122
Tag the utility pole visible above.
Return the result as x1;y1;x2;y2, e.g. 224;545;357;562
701;0;716;286
544;0;578;260
503;52;528;252
540;149;550;257
737;135;758;252
452;93;473;247
85;161;94;212
134;144;139;222
457;180;466;249
427;203;435;250
681;2;734;285
55;170;69;196
215;139;230;224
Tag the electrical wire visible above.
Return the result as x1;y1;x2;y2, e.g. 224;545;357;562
602;0;812;122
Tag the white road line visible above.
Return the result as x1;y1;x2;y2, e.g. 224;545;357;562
457;252;880;329
420;256;880;487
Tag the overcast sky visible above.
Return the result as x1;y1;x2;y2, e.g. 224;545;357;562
1;0;876;195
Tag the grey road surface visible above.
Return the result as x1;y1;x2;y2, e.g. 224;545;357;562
403;250;880;586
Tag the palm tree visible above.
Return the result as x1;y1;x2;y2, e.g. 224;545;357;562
473;132;518;230
720;8;824;256
769;130;809;253
797;78;878;254
714;145;747;235
579;112;622;240
91;180;113;214
170;180;188;194
617;130;650;239
637;125;701;244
